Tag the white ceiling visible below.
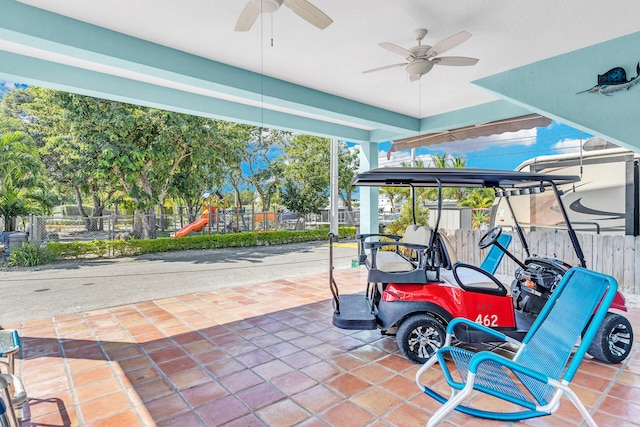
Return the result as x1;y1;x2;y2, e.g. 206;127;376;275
17;0;640;120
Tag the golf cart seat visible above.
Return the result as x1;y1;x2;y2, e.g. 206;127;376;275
357;224;438;284
436;233;458;269
416;267;618;427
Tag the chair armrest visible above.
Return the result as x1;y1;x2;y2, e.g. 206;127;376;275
356;233;403;264
0;330;19;357
364;241;430;251
446;318;521;347
468;351;550;385
0;373;27;407
356;233;401;241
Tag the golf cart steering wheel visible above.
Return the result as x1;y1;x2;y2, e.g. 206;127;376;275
478;226;503;249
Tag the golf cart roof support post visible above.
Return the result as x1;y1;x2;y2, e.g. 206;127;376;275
433;179;442;235
411;184;416;225
550;181;587;268
504;193;531;258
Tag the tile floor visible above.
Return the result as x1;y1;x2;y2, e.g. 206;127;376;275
4;268;640;426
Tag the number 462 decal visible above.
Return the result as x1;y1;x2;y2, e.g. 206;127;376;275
475;314;498;327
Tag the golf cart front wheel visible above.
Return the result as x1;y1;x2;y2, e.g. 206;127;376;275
396;314;446;364
587;312;633;364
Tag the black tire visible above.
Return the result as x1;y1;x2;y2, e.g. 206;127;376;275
396;313;446;364
587;312;634;364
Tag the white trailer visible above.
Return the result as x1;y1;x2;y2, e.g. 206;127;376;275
492;142;640;235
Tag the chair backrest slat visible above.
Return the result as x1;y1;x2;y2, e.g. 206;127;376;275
514;268;616;402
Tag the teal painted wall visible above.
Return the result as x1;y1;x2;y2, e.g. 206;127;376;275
474;31;640;151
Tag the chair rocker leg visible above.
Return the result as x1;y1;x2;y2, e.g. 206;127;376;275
427;381;474;427
562;386;597;427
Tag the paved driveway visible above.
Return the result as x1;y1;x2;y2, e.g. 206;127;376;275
0;241;357;324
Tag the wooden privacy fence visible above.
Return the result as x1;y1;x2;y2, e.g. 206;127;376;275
449;229;639;295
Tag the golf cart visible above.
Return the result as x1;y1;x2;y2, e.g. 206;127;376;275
329;168;633;364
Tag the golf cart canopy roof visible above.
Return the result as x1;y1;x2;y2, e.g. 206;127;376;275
352;168;580;190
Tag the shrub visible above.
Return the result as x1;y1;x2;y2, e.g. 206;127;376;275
5;243;53;267
44;227;357;262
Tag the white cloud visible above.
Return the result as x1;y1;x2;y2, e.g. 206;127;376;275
377;150;433;168
551;138;583;154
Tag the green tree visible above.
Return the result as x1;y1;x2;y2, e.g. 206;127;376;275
280;135;330;227
431;152;449;168
459;187;495;229
0;130;53;230
240;127;289;214
458;188;495;208
379;186;406;212
11;87;117;231
170;120;243;222
450;154;466;168
41;92;223;238
338;142;359;225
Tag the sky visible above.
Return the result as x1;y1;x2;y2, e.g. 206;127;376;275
1;80;593;172
375;121;592;171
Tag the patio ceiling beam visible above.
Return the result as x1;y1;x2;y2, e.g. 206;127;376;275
0;50;372;142
0;0;418;141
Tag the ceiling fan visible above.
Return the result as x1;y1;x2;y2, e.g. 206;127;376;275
235;0;333;31
363;29;479;81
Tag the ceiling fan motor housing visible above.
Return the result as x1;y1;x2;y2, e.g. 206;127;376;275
252;0;284;13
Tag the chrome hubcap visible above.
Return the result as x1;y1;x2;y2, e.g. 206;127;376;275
608;322;632;357
407;325;442;359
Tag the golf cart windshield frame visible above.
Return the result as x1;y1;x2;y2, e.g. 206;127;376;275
352;168;586;267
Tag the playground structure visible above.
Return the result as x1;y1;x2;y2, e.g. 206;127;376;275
170;205;219;238
254;211;277;231
171;189;264;237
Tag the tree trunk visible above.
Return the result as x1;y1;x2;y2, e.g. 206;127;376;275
131;210;144;239
4;216;16;232
142;207;157;239
339;193;356;226
185;198;198;223
73;185;93;231
159;204;166;232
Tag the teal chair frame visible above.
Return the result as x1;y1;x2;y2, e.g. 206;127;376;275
416;267;618;427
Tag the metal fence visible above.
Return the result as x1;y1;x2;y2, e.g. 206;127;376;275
24;208;360;243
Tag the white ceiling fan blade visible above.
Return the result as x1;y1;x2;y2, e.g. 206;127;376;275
426;31;472;57
432;56;479;66
234;1;261;31
284;0;333;29
379;42;414;59
362;63;406;74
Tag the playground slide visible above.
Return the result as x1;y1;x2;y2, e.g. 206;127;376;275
171;217;209;238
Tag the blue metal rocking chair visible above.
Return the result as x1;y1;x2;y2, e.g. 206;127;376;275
416;267;618;427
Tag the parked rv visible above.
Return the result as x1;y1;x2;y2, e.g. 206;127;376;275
493;141;640;235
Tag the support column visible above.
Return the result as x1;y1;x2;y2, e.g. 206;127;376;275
330;138;339;239
358;141;379;235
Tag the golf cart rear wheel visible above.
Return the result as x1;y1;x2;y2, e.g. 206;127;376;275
396;314;446;364
587;312;633;364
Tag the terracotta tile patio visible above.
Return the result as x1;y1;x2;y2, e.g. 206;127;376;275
4;268;640;426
